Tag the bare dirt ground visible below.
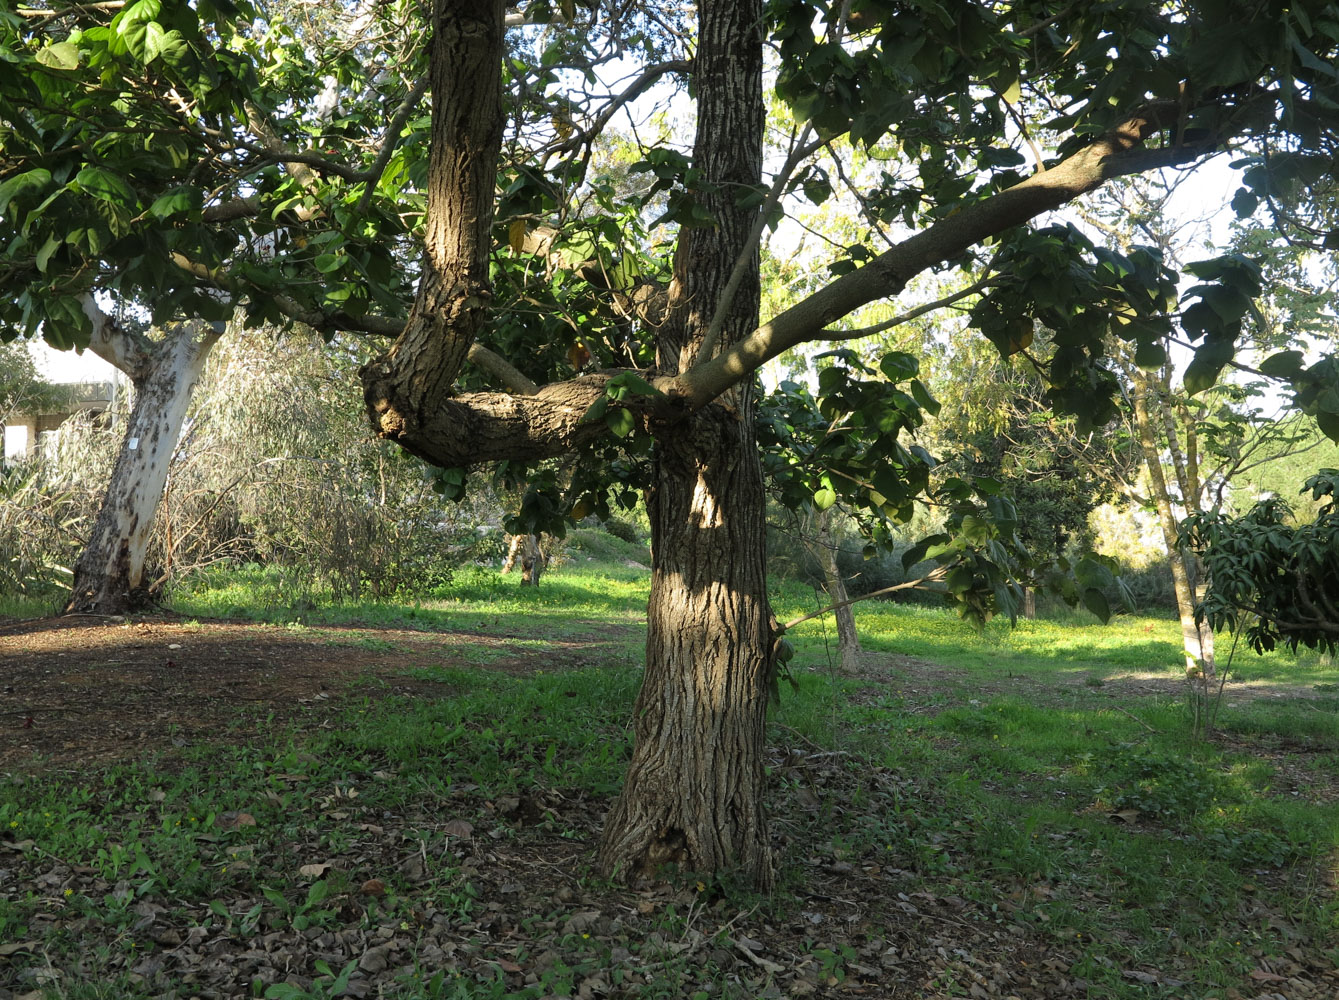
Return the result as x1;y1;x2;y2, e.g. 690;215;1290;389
2;614;1337;1000
0;613;603;772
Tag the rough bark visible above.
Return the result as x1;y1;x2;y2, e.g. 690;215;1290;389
597;407;774;885
66;320;222;614
362;0;505;449
596;0;773;886
1133;376;1216;679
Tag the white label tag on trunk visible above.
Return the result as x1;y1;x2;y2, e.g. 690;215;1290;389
127;437;139;450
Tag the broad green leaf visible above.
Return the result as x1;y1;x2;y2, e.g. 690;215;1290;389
813;487;836;511
147;186;201;220
1133;338;1167;371
1081;587;1111;623
35;41;80;70
605;406;635;438
142;20;167;62
879;351;918;380
35;233;61;273
1318;409;1339;443
1259;350;1305;378
74;166;137;206
1183;336;1236;395
909;378;941;416
0;169;52;217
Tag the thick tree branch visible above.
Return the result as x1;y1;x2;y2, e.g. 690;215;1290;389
78;294;154;380
367;371;639;466
672;105;1217;409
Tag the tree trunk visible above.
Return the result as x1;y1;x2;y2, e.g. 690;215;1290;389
597;0;772;885
1132;376;1215;679
501;533;522;572
501;533;545;585
66;322;221;614
1022;586;1037;620
809;507;861;672
598;407;775;886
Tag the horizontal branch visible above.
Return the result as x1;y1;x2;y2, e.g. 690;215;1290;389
363;368;651;466
671;104;1217;409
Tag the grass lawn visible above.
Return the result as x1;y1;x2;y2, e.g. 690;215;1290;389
2;563;1336;998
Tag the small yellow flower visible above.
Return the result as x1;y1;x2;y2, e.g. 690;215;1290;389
7;821;16;829
64;888;73;897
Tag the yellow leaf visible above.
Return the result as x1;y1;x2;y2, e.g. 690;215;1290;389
553;113;573;141
508;218;527;254
1001;78;1022;105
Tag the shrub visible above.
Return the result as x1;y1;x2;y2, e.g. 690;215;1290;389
602;517;642;544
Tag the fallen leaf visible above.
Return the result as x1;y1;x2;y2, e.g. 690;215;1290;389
492;958;523;973
299;862;333;878
0;940;40;958
1249;970;1287;983
360;878;386;897
443;819;474;838
219;811;257;830
1109;809;1141;824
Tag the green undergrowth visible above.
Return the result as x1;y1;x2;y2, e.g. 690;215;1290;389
773;668;1339;995
5;563;1338;997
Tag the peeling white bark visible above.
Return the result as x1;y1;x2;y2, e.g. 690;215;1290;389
67;317;223;613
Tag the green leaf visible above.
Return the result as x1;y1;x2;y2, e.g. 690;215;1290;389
1183;336;1236;395
142;20;167;61
909;378;941;416
147;186;202;220
1318;410;1339;443
605;372;663;398
578;397;608;424
1081;587;1111;623
879;351;918;380
1259;350;1305;378
314;253;347;273
35;233;61;273
0;169;52;217
813;487;836;511
605;406;635;437
1133;339;1167;371
74;166;137;206
35;41;81;70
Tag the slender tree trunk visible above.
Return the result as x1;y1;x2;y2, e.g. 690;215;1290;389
808;507;861;672
1132;376;1215;679
67;322;221;614
1022;587;1037;620
597;0;773;885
